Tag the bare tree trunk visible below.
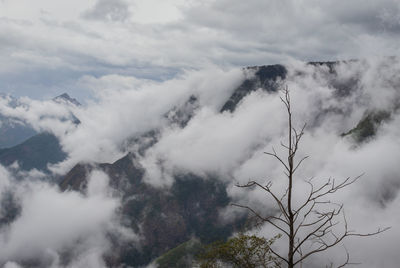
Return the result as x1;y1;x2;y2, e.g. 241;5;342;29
234;86;389;268
287;91;294;268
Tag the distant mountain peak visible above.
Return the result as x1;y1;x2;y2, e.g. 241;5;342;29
53;93;81;106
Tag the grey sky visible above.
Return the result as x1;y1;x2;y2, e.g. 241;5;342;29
1;2;400;266
0;0;399;100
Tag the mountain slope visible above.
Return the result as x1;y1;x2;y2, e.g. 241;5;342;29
3;61;397;267
220;64;287;113
57;60;397;267
0;132;67;171
0;118;37;148
60;153;243;267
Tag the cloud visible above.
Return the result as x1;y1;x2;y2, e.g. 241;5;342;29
83;0;131;22
224;59;400;267
0;67;244;174
135;58;400;265
4;262;22;268
1;0;399;266
0;169;136;267
0;57;400;266
141;90;285;186
54;67;242;172
1;0;400;99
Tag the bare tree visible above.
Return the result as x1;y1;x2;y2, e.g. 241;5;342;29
234;87;389;268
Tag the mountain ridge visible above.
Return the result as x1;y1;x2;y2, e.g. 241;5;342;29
0;60;396;267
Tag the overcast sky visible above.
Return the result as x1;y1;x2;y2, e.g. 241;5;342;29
1;2;400;264
0;0;399;100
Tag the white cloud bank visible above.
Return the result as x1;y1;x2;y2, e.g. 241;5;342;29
0;167;135;268
0;57;399;266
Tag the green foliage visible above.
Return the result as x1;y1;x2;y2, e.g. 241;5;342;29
197;234;281;268
156;239;203;268
110;174;240;267
171;175;233;243
342;110;390;143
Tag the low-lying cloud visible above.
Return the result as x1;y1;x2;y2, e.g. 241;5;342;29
0;57;399;266
0;167;135;268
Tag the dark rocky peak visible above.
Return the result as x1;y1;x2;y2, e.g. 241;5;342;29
246;64;287;85
307;60;341;73
59;162;92;192
220;64;287;113
51;93;82;125
220;60;365;114
60;152;144;192
53;93;81;106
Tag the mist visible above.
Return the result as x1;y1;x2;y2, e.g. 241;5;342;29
0;57;399;267
0;167;136;268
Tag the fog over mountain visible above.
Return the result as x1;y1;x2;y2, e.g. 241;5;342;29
0;57;399;267
1;0;400;267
